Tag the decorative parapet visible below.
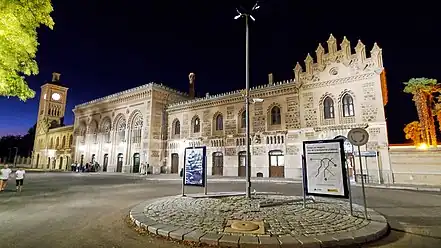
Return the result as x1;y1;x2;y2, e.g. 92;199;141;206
47;125;74;133
293;34;384;83
167;79;297;112
73;83;188;111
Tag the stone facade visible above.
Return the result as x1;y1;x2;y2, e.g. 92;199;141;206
166;35;390;180
32;35;390;180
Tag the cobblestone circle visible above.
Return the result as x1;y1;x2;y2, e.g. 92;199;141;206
130;193;389;247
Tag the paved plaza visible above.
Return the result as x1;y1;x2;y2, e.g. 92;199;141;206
0;173;440;247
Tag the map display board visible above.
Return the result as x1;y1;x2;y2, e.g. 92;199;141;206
302;139;349;198
183;146;206;187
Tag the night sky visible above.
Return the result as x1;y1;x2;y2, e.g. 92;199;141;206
0;0;439;144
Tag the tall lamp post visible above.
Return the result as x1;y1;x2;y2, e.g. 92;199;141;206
234;2;260;199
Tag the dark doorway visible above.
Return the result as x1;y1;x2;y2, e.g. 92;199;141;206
238;151;246;177
133;153;140;173
103;154;108;172
269;150;284;178
59;156;63;170
212;152;223;176
47;158;50;169
80;155;84;166
171;153;179;174
117;153;123;172
36;154;40;168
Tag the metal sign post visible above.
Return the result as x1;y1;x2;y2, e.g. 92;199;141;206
204;156;208;195
348;128;370;220
345;154;354;216
301;155;306;208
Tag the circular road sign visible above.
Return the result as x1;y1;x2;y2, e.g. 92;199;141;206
347;128;369;146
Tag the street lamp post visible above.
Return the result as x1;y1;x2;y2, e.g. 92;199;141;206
234;2;260;199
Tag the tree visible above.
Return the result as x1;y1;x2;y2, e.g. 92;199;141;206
403;78;440;146
403;121;422;145
0;0;54;101
0;123;36;163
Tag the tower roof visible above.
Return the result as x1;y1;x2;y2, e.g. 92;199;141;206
41;72;68;88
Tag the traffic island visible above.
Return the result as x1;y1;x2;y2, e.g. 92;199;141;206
129;193;389;247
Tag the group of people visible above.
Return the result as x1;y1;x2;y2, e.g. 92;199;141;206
70;161;101;173
0;164;25;193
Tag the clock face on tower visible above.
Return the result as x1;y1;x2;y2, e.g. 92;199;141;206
51;93;61;101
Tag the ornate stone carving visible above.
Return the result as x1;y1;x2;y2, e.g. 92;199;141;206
363;82;376;101
286;145;299;155
252;102;265;132
225;148;236;156
285;96;300;129
361;103;378;122
227;106;234;119
252;146;265;156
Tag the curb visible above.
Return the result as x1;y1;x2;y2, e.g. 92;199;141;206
129;194;390;248
353;183;441;192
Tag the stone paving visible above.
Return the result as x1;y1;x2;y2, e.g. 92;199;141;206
130;193;389;247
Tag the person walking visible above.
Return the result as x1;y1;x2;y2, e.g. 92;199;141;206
15;167;25;193
0;164;12;191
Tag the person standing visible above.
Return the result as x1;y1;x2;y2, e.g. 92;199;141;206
15;167;25;193
0;164;12;191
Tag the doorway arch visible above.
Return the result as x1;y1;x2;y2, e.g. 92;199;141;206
133;153;140;173
238;151;246;177
103;154;109;172
269;150;284;178
59;157;63;170
212;152;223;176
116;153;123;172
171;153;179;173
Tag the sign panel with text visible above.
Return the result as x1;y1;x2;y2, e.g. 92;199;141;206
302;139;349;198
183;146;206;187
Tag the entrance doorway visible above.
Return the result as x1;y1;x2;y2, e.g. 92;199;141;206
59;157;63;170
103;154;108;172
269;150;284;178
212;152;223;176
47;158;50;169
36;154;40;168
80;155;84;166
171;153;179;173
116;153;123;172
133;153;140;173
238;151;246;177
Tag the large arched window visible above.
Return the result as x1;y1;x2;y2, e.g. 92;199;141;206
88;120;98;144
56;137;60;148
130;113;143;144
193;116;200;133
62;136;66;148
270;106;281;125
240;111;246;129
173;119;180;135
323;97;335;119
114;115;126;143
69;134;73;146
100;117;112;143
342;94;355;117
215;114;223;131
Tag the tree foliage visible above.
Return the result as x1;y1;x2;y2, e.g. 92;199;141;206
403;78;440;95
0;0;54;101
403;121;422;145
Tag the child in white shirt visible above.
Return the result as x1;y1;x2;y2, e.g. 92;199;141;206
15;168;25;193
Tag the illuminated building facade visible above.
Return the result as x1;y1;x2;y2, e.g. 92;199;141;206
33;35;391;180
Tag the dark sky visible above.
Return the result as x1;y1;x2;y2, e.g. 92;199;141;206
0;0;439;144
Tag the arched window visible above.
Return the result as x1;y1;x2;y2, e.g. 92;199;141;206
131;113;143;144
69;134;73;146
56;137;60;148
114;115;126;143
89;120;98;144
50;138;54;149
270;106;281;125
174;120;180;135
240;111;246;129
342;94;355;117
62;136;66;148
215;114;223;131
323;97;335;119
100;117;112;143
193;116;200;133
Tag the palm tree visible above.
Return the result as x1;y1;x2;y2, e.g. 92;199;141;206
403;78;440;146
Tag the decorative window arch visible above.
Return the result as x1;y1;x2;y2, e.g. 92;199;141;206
238;108;246;130
192;115;200;133
323;97;335;119
50;137;54;149
62;136;66;148
213;112;223;131
172;118;180;136
69;134;73;146
130;112;143;144
113;114;127;143
99;116;112;143
267;103;282;128
88;120;98;144
342;94;355;117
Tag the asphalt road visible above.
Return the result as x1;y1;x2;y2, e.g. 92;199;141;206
0;173;440;248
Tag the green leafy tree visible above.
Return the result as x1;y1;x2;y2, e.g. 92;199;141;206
0;0;54;101
403;78;440;146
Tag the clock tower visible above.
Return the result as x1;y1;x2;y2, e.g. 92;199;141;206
35;72;69;136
